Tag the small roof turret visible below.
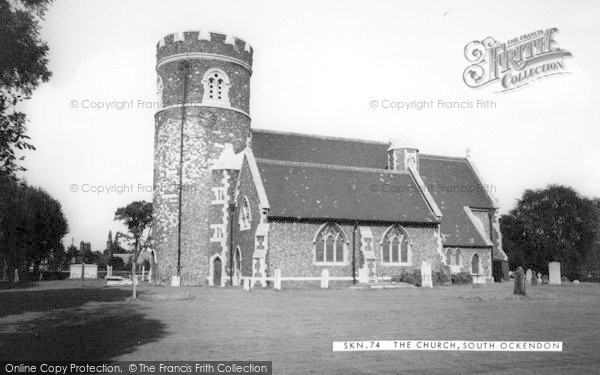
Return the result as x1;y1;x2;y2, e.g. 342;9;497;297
388;134;418;151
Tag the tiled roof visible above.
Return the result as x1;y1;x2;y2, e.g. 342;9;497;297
252;129;388;169
418;154;495;247
256;158;438;223
250;129;497;246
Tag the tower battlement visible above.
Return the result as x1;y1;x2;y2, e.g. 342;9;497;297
157;31;253;70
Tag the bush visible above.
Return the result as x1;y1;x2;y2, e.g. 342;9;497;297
433;272;450;286
108;256;129;271
432;265;451;286
41;271;69;281
451;272;473;285
582;271;600;283
391;269;421;286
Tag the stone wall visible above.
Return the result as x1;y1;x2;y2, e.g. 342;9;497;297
267;221;442;279
231;156;261;278
444;246;492;278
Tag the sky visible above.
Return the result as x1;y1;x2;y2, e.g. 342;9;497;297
18;0;600;250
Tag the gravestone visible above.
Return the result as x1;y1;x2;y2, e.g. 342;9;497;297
537;272;542;284
321;269;329;289
274;269;281;290
243;278;250;292
358;268;368;284
531;274;538;286
549;262;561;285
513;266;526;296
420;260;433;288
526;269;532;283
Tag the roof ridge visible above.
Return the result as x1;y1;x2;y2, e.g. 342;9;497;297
255;157;410;175
419;153;468;161
252;128;389;146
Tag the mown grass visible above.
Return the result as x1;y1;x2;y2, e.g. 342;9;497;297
1;280;599;374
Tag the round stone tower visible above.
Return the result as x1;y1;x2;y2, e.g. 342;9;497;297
153;31;253;285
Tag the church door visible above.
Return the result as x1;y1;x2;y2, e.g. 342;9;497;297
213;258;222;286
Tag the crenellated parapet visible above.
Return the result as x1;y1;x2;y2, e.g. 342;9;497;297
157;31;253;72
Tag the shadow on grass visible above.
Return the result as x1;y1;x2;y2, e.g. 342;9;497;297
0;287;167;360
0;287;132;317
0;303;167;360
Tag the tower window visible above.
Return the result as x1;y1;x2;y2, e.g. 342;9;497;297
202;69;230;106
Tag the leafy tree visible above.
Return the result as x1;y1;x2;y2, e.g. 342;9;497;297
66;242;78;263
0;0;53;176
500;185;600;279
114;201;153;298
49;243;67;271
0;176;68;285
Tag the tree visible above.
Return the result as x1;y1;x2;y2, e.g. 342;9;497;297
0;0;53;176
66;241;78;264
114;201;153;299
500;185;600;279
0;176;68;285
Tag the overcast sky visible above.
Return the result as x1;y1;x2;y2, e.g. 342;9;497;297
18;0;600;250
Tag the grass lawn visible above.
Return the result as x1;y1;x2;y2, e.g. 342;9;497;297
1;280;600;374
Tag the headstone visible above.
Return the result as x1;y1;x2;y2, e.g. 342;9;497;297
321;269;329;289
274;269;281;290
171;275;181;287
14;268;19;283
513;266;526;296
243;278;250;292
548;262;561;285
358;268;368;284
537;272;542;284
420;260;433;288
573;280;580;285
531;275;538;286
526;269;532;283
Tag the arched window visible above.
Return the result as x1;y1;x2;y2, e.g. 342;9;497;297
239;196;251;231
156;76;164;108
455;249;462;266
202;68;231;106
446;249;453;266
471;253;480;274
314;223;347;264
234;246;242;277
381;225;411;265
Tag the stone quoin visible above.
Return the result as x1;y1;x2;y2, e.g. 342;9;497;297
152;30;509;287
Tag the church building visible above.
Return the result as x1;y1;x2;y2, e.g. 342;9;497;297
152;31;508;287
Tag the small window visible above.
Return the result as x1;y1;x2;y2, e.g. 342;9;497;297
239;196;251;231
455;249;462;266
446;249;453;266
471;253;480;274
202;68;230;106
314;223;347;264
156;76;164;108
381;225;411;265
